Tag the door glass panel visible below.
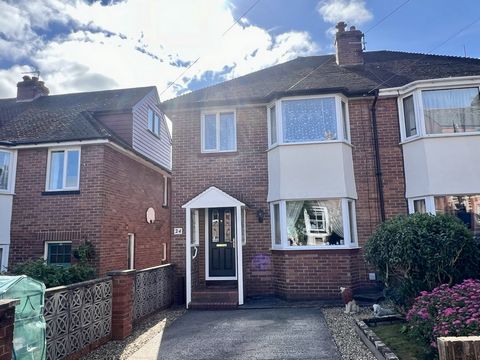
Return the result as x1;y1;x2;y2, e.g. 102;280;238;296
212;209;219;242
224;210;232;242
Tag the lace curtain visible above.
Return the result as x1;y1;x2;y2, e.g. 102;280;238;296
0;152;10;190
282;98;337;142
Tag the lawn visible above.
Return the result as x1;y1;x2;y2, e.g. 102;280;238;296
373;323;434;360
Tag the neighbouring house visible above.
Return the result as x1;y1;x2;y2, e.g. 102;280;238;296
0;76;172;276
162;21;480;308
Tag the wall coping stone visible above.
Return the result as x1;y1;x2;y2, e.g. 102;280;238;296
107;269;136;276
0;299;20;310
46;277;111;293
135;263;173;274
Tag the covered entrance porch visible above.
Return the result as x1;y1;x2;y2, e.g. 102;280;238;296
182;187;245;309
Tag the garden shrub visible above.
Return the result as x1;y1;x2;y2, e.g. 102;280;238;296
10;242;96;288
364;213;480;308
407;279;480;348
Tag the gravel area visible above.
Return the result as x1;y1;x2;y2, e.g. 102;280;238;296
322;306;376;360
81;306;185;360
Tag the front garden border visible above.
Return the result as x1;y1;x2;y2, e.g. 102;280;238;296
354;318;399;360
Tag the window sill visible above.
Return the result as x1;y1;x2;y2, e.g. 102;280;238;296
400;132;480;145
42;190;80;196
267;139;353;151
271;246;360;251
198;151;238;157
147;129;161;139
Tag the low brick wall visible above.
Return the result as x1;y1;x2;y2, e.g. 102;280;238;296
0;299;19;360
133;264;174;322
44;277;112;360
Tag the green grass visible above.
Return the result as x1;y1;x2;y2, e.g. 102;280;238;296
372;323;434;360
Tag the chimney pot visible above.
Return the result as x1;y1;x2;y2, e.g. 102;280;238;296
335;22;364;66
22;75;31;81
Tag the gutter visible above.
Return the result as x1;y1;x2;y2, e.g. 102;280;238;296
371;89;386;222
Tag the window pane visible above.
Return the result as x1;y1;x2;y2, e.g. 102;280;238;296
154;114;160;135
341;101;349;140
273;204;281;245
435;195;480;242
49;151;64;190
224;209;232;242
0;151;10;190
148;109;154;132
282;98;337;143
413;199;426;213
204;114;217;150
423;88;480;134
219;112;235;150
287;199;344;246
48;243;71;266
65;150;79;188
403;95;417;137
212;209;220;242
270;106;277;145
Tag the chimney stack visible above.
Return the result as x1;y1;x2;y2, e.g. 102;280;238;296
16;75;49;102
335;21;364;66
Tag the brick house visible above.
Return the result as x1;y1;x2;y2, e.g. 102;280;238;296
0;77;171;276
162;22;480;308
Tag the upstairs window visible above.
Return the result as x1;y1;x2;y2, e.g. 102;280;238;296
148;108;161;136
282;97;337;143
268;95;350;147
47;148;80;191
423;88;480;134
0;150;13;192
201;111;236;152
400;86;480;140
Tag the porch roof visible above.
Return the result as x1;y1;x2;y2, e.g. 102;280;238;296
182;186;245;209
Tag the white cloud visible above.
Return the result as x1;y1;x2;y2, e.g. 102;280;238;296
0;0;319;100
317;0;373;28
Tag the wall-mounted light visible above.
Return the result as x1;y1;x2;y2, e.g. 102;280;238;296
256;208;265;223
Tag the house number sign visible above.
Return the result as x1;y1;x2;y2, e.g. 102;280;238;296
174;227;183;235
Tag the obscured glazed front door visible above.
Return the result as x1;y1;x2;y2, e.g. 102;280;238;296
209;208;236;277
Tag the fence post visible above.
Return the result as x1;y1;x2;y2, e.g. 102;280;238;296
108;269;136;340
0;299;20;360
437;336;480;360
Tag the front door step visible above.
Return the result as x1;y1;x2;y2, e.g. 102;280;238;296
191;287;238;310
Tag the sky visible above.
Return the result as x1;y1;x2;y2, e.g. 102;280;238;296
0;0;479;100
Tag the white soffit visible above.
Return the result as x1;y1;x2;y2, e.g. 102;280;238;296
182;186;245;209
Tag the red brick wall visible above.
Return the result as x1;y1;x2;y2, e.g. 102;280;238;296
9;143;171;277
168;95;407;300
99;145;170;275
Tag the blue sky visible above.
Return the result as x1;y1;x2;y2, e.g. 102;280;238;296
0;0;479;100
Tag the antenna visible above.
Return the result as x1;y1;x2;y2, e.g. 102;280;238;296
21;68;40;78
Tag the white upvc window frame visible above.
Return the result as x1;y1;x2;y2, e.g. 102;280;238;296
162;175;169;207
45;147;81;191
270;198;358;250
201;109;237;153
407;196;436;215
267;94;351;149
191;209;200;246
398;84;480;142
0;245;9;272
148;108;161;137
0;149;17;194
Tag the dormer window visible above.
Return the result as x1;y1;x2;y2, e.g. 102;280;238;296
148;108;161;136
268;95;350;147
400;86;480;140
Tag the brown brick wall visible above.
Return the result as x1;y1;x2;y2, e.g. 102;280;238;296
169;95;407;300
9;143;170;277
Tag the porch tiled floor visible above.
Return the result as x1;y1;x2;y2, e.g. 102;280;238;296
128;307;341;360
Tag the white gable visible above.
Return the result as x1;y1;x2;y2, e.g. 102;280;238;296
182;186;245;209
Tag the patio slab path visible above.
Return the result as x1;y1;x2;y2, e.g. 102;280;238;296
128;307;341;360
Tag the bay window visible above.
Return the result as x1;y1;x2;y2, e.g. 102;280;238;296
400;86;480;140
268;95;350;147
271;198;357;249
201;111;236;152
407;194;480;241
46;148;80;191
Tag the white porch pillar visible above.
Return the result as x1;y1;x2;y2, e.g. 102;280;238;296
185;208;192;308
235;205;244;305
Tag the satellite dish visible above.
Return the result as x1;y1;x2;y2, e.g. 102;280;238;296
146;207;156;224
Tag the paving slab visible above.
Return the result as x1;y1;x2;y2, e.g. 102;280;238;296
129;307;341;360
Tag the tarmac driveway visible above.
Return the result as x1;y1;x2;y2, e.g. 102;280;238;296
130;307;341;360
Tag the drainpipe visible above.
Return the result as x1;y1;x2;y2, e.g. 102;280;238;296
371;89;386;222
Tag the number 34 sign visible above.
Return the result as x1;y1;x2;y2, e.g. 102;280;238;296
173;228;183;235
